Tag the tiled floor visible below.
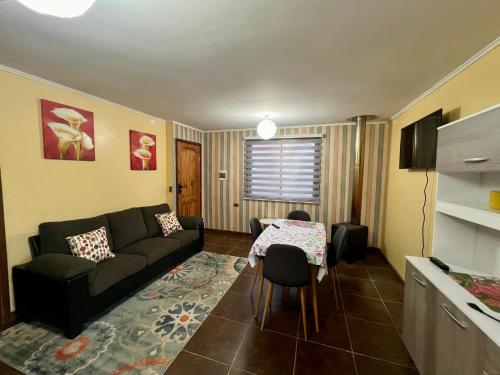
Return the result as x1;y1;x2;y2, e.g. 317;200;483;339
0;230;419;375
168;230;419;375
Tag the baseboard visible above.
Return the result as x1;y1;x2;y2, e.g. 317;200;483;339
205;228;251;236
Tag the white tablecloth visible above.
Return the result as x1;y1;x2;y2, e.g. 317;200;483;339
248;219;328;281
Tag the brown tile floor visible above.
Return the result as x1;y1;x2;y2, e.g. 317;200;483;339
169;230;419;375
0;230;419;375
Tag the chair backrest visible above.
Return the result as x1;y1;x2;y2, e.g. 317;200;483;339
286;210;311;221
263;244;311;287
249;217;263;243
328;225;349;267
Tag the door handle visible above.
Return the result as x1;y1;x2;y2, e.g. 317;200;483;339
177;183;184;194
463;157;489;163
441;304;467;329
411;272;427;287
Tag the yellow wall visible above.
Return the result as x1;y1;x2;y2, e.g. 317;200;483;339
0;69;173;309
382;46;500;278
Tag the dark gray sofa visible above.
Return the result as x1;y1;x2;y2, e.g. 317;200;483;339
12;203;204;338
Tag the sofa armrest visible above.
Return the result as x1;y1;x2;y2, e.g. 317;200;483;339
178;216;204;251
177;216;203;230
24;253;96;280
13;264;89;338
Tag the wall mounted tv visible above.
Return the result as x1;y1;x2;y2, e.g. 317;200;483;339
399;109;442;169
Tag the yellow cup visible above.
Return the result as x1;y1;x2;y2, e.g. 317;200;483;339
489;191;500;210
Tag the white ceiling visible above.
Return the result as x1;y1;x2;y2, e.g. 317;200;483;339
0;0;499;130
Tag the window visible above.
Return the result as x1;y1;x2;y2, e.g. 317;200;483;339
244;137;322;203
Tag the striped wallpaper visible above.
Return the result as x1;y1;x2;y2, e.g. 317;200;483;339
360;123;389;246
173;122;389;246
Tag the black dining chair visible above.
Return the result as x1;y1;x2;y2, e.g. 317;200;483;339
286;210;311;221
327;225;349;310
250;217;263;243
259;244;311;339
249;218;264;299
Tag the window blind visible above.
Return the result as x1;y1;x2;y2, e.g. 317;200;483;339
244;137;322;203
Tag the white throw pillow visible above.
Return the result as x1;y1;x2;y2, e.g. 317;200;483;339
155;212;183;237
66;226;115;263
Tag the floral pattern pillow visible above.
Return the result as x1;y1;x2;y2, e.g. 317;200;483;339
66;226;115;263
155;212;183;237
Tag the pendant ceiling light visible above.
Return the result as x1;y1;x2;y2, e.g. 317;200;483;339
257;117;277;140
16;0;96;18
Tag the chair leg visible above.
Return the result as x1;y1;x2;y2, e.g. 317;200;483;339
329;266;340;311
260;282;274;331
254;271;265;318
251;258;262;293
300;287;308;340
311;266;319;333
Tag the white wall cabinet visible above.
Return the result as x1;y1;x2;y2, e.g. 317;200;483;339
403;104;500;375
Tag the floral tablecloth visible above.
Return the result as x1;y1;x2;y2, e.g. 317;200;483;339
449;272;500;313
248;219;328;281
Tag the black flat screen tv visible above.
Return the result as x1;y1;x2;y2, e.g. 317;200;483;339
399;109;442;169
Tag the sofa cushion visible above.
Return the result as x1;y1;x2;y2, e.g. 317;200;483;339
66;226;115;263
140;203;171;237
167;229;199;246
39;215;112;255
156;212;183;237
118;238;181;265
107;208;148;250
88;254;146;296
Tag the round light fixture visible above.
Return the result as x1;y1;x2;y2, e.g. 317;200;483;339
16;0;96;18
257;118;277;140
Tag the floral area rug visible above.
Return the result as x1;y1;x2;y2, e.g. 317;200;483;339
0;252;247;375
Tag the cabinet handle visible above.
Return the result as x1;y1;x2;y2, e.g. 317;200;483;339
411;272;427;287
441;304;467;329
463;157;489;163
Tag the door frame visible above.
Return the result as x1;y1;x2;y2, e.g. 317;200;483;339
175;138;202;215
0;170;12;330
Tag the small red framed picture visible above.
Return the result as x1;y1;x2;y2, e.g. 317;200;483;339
130;130;156;170
41;99;95;161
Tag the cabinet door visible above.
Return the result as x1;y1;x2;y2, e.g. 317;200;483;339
482;339;500;375
433;292;486;375
436;108;500;172
403;262;436;375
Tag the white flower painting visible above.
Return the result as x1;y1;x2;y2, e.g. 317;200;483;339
41;99;95;161
130;130;156;170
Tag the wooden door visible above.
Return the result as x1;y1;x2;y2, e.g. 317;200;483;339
402;261;436;375
176;139;202;216
0;170;11;329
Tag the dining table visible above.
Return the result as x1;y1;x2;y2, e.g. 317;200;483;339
248;218;328;280
248;218;328;333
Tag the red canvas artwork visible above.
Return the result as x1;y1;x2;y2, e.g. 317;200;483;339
41;99;95;161
130;130;157;170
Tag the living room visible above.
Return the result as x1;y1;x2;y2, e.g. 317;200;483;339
0;1;499;375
